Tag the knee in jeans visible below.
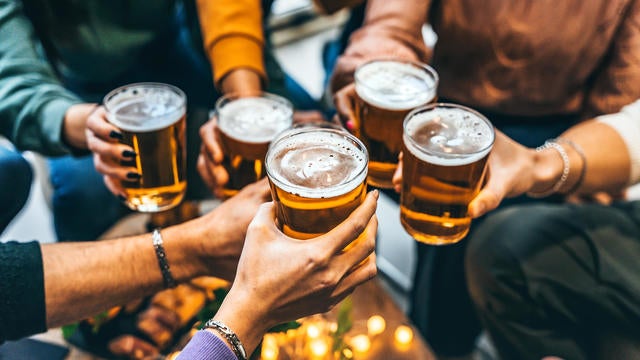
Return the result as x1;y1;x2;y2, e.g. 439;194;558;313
466;206;551;310
0;152;33;206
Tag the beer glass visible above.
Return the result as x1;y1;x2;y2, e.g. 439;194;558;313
354;60;438;189
400;103;494;245
216;92;293;197
265;126;368;240
104;83;187;212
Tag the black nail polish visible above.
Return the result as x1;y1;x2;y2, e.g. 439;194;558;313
120;159;136;167
109;130;123;140
122;150;137;158
126;172;141;180
117;195;126;202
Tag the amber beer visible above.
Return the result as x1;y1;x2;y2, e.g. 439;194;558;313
217;93;293;197
400;103;494;245
354;60;438;188
265;127;368;240
104;83;187;212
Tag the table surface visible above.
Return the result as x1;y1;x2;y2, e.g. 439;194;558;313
36;204;435;360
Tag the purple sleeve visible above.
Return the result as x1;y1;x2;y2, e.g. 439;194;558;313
176;330;238;360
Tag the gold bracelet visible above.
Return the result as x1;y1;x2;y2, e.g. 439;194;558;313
527;140;570;198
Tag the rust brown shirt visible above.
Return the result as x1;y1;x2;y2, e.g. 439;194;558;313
336;0;640;118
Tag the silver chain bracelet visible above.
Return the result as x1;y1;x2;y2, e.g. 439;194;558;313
203;319;248;360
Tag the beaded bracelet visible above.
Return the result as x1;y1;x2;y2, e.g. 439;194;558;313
527;140;571;198
152;228;177;289
204;319;248;360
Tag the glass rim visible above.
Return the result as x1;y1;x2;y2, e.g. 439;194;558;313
403;102;495;159
103;82;186;123
215;91;294;143
265;126;369;198
214;91;294;114
354;58;439;97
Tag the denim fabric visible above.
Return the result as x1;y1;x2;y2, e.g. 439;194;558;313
0;147;33;233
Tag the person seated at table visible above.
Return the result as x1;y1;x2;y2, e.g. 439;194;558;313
0;0;322;243
388;100;640;358
329;0;640;357
461;100;640;359
0;180;379;360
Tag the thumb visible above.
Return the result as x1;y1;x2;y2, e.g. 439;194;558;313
468;185;504;219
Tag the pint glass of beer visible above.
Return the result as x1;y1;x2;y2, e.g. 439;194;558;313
265;126;368;240
400;103;494;245
104;83;187;212
354;60;438;188
216;92;293;197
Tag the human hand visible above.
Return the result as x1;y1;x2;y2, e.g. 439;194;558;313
197;115;228;197
393;132;538;219
467;131;538;218
212;190;379;354
189;178;272;281
85;106;138;198
63;103;100;151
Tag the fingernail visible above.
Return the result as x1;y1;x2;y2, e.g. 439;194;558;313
122;150;137;158
346;120;355;131
372;189;379;199
120;159;136;167
109;130;123;140
126;172;141;180
117;194;126;202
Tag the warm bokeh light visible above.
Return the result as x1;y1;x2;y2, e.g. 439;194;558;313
350;334;371;353
367;315;386;335
307;323;321;339
167;352;181;360
394;325;414;345
310;338;329;357
342;348;354;359
261;345;279;360
262;334;279;360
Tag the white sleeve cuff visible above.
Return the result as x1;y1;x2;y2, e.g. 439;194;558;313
597;100;640;186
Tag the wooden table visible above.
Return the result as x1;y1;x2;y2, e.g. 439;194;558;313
37;202;435;359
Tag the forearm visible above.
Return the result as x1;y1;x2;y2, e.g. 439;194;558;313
196;0;266;89
220;68;263;95
0;1;83;155
42;225;209;328
529;120;631;196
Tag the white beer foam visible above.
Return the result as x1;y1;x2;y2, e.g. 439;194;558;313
218;97;293;144
355;61;437;110
267;131;368;198
404;107;494;166
107;90;184;132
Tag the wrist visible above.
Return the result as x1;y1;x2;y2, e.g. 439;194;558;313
213;287;270;356
160;223;210;282
530;146;564;194
220;69;263;96
63;103;97;150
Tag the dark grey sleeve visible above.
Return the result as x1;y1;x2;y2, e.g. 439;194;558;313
0;240;46;343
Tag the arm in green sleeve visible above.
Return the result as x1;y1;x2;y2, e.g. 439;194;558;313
0;0;83;156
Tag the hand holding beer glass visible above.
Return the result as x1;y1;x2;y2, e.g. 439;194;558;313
349;60;438;188
265;126;371;246
215;92;293;197
94;83;187;212
399;103;494;245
